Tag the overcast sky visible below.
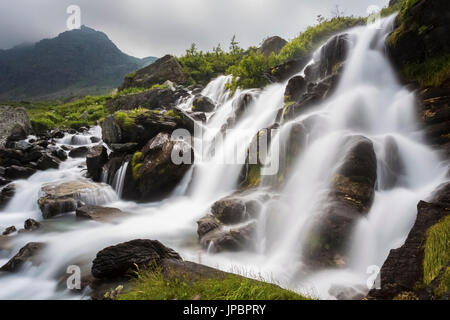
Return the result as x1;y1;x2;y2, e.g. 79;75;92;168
0;0;389;58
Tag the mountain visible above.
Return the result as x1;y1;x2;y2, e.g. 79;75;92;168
0;26;157;101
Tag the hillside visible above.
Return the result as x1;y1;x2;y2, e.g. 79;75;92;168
0;26;157;101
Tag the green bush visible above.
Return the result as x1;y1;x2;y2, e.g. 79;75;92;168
424;215;450;285
31;118;55;133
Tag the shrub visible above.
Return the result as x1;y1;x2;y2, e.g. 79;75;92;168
31;118;55;133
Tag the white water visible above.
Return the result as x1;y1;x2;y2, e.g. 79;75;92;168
0;15;448;299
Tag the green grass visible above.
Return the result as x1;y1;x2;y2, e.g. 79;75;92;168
402;54;450;87
423;215;450;285
23;95;110;133
117;267;309;300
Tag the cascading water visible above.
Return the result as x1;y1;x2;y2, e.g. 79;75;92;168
111;162;129;198
0;15;447;300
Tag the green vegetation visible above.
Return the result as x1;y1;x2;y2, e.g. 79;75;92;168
131;151;143;180
246;164;261;188
24;95;110;133
423;215;449;285
117;84;169;96
178;37;244;86
118;267;309;300
402;54;450;88
277;16;365;64
125;71;136;79
164;109;181;119
113;111;134;128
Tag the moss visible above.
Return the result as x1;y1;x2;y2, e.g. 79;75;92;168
433;267;450;298
131;151;143;180
113;111;134;129
117;267;309;300
246;164;261;187
31;118;55;133
117;87;147;96
164;109;182;119
423;215;450;285
401;54;450;88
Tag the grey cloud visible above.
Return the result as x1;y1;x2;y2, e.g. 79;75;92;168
0;0;389;57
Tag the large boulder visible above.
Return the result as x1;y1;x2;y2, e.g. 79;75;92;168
86;144;108;181
120;55;189;90
0;106;32;148
211;194;261;224
0;242;46;272
37;180;117;219
192;95;215;113
4;165;36;180
91;239;182;279
201;222;256;253
122;132;193;201
258;36;287;57
101;115;122;145
36;154;60;170
106;86;189;113
368;182;450;300
302;135;377;268
284;76;307;103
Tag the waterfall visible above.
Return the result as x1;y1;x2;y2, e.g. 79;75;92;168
111;162;129;198
0;15;447;300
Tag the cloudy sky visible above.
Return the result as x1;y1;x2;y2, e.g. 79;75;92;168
0;0;389;58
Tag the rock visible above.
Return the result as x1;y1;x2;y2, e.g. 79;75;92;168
197;216;221;239
192;95;215;112
90;136;101;143
110;143;139;153
386;0;450;88
24;218;41;231
201;222;256;253
52;149;68;161
0;184;15;209
0;242;46;272
120;55;189;90
284;76;307;103
123;132;194;201
14;140;32;151
91;239;182;279
0;148;24;166
37;154;60;170
4;165;35;180
37;180;116;218
101;115;122;145
86;144;108;181
303;135;377;268
76;205;125;222
266;56;311;83
368;182;450;300
2;226;16;236
68;146;89;158
50;131;65;139
258;36;287;57
106;86;189;113
0;177;11;187
0;106;32;148
211;196;258;224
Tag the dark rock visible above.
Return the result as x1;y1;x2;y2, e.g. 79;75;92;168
22;148;44;163
0;177;11;187
50;131;65;139
123;132;194;201
192;95;215;112
120;55;189;90
76;205;125;222
106;86;189;113
4;165;36;180
211;197;249;224
68;146;89;158
266;56;311;83
258;36;287;57
91;239;182;279
2;226;16;236
0;242;46;272
101;115;122;145
303;135;377;268
52;148;68;161
37;154;60;170
14;140;33;151
86;144;108;181
24;218;41;231
284;76;307;103
110;143;139;153
90;136;101;143
197;215;221;239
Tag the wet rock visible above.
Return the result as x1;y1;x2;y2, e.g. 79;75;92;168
303;135;377;268
52;149;68;161
76;205;125;222
68;146;89;158
2;226;16;236
210;195;260;224
368;182;450;300
90;136;101;143
86;144;108;181
37;180;115;218
101;115;122;145
123;132;194;201
197;215;221;239
110;143;139;154
0;177;11;187
91;239;182;279
14;140;33;151
192;95;215;113
284;76;307;103
266;56;311;83
201;222;256;253
0;184;15;209
37;154;60;170
50;131;65;139
119;55;189;90
0;242;46;272
24;218;41;231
